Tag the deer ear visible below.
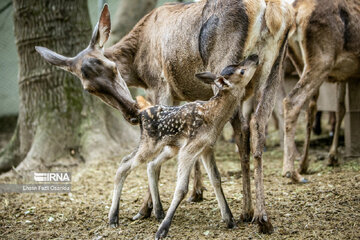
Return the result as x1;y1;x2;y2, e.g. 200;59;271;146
35;46;71;69
90;4;111;48
195;72;217;84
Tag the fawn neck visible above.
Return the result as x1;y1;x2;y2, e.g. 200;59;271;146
204;89;240;128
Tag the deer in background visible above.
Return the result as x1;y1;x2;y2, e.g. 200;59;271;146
36;0;294;234
283;0;360;183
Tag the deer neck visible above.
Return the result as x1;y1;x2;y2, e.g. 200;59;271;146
104;35;143;87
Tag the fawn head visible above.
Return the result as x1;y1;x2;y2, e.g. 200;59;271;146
195;54;259;91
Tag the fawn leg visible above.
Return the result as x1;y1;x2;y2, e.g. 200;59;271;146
155;146;203;239
109;151;136;227
187;159;205;202
147;146;178;221
109;142;160;227
201;147;236;228
132;187;153;220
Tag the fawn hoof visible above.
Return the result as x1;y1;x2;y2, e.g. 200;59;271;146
155;220;171;240
155;228;168;240
240;209;254;222
132;213;144;221
132;204;152;221
187;189;204;203
155;210;165;222
109;215;119;228
132;211;151;221
109;223;118;228
253;214;274;234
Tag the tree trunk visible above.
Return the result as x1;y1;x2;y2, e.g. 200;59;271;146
107;0;157;46
0;0;138;174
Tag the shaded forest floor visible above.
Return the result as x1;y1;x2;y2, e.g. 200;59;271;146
0;117;360;239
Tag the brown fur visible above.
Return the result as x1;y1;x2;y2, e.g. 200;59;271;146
36;0;295;234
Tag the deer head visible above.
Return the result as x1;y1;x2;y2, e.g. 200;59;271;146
195;54;259;91
35;5;139;124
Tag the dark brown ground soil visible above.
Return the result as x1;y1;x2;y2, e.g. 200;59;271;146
0;118;359;239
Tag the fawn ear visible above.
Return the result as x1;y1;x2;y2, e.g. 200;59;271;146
136;96;152;111
35;46;72;70
195;72;217;84
90;4;111;48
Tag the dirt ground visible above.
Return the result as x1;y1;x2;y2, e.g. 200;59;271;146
0;118;360;240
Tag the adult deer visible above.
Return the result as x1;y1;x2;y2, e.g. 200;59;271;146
36;0;294;234
283;0;360;182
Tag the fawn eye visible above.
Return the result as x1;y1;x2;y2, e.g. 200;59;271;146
240;69;245;75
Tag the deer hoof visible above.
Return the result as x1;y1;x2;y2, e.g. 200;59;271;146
299;178;309;183
327;155;339;167
187;191;204;203
240;209;254;222
226;218;237;229
258;220;274;234
284;171;308;183
284;171;292;179
253;214;274;234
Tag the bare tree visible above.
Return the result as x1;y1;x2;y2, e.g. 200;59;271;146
0;0;137;174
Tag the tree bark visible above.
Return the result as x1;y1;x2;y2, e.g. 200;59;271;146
0;0;138;174
107;0;158;46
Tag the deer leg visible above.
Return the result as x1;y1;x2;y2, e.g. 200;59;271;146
147;146;178;221
201;147;236;228
187;160;205;202
274;80;286;148
230;108;253;222
249;40;292;234
299;91;319;174
109;143;158;227
283;65;331;182
329;112;336;136
328;83;346;166
155;146;203;239
250;113;274;234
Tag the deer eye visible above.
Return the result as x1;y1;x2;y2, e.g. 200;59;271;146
240;69;245;75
